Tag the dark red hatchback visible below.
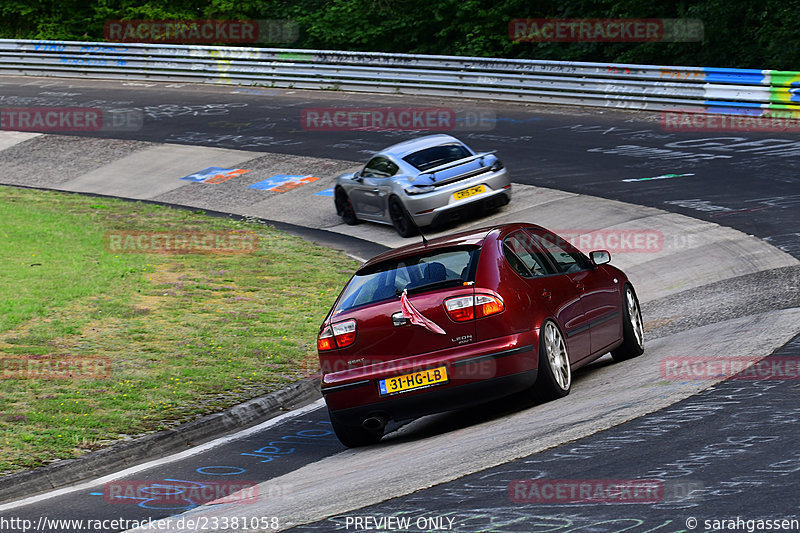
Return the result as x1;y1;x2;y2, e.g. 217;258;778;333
317;223;644;447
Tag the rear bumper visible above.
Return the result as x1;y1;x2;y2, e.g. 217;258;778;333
428;188;511;228
322;332;539;425
404;169;512;227
331;369;537;426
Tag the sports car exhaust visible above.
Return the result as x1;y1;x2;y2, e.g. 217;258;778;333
362;415;388;432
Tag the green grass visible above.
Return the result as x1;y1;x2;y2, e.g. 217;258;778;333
0;186;358;475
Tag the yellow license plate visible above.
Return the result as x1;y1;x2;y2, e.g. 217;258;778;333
378;366;448;396
453;184;486;201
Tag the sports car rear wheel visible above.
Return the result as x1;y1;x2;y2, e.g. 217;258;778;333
334;188;359;225
328;408;384;448
389;197;418;238
534;320;571;401
611;284;645;361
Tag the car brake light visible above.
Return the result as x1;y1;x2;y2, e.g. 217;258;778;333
445;294;504;321
332;319;357;348
475;294;504;317
317;326;335;351
317;319;357;351
445;296;474;321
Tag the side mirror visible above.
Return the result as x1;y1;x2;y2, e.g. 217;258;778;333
589;250;611;265
353;171;363;182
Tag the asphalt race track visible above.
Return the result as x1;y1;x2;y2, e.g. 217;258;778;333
2;76;798;257
0;75;798;532
296;336;800;533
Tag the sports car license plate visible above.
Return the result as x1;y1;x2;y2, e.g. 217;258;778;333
378;366;448;395
453;184;485;201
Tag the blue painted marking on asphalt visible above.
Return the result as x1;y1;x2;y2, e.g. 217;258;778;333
238;423;335;463
195;466;246;476
90;421;336;511
103;479;209;510
315;187;334;197
180;167;246;182
248;174;305;190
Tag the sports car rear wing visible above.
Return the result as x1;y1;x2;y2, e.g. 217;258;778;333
418;151;498;177
418;151;500;186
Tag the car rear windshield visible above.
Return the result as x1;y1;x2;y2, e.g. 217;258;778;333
333;247;480;314
403;144;472;171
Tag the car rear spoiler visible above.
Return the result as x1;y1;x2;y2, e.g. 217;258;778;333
418;151;498;177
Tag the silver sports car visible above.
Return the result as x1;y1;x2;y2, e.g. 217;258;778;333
333;134;511;237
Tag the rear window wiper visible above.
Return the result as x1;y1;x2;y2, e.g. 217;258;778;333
396;278;465;296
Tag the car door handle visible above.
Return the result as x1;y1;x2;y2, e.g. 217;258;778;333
542;289;552;300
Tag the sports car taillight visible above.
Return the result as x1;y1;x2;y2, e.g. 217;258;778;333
444;294;504;322
317;319;357;351
404;184;436;195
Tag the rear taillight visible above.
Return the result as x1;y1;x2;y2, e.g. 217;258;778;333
475;294;504;317
332;320;357;347
317;319;357;351
317;326;335;351
444;294;504;322
445;296;475;321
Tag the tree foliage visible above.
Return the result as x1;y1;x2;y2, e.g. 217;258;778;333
0;0;796;69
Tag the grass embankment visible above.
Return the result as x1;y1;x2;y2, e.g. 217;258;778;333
0;186;357;475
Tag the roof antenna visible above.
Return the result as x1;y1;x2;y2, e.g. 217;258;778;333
409;214;428;246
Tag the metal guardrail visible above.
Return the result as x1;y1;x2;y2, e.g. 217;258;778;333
1;39;798;116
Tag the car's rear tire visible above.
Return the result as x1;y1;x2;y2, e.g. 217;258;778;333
328;408;384;448
611;284;645;362
389;197;418;238
334;188;359;225
534;320;571;401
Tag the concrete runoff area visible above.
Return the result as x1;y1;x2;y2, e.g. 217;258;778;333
0;133;797;531
58;144;257;200
0;131;41;151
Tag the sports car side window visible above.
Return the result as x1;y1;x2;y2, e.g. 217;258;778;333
362;157;398;178
529;230;592;273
